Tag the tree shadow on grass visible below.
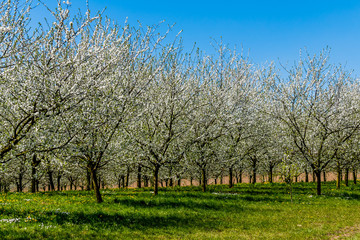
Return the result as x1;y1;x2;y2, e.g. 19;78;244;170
0;211;219;239
111;193;261;212
0;195;280;232
0;206;276;233
324;191;360;200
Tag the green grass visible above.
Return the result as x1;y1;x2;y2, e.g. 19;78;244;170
0;182;359;239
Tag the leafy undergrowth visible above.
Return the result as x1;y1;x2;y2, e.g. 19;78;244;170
0;182;359;239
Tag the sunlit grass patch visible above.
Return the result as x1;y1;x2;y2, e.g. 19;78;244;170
0;182;359;239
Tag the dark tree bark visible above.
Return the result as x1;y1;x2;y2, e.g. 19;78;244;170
316;170;322;195
201;168;207;192
153;164;160;195
121;175;125;188
86;169;91;191
177;176;181;186
18;173;23;192
161;180;164;187
31;154;41;193
169;178;173;187
48;171;55;191
312;171;316;183
125;167;130;188
345;168;349;187
90;168;103;203
118;177;121;189
269;166;273;183
137;165;142;188
36;180;39;192
144;176;149;187
305;169;309;182
336;167;342;189
353;169;357;184
57;175;62;191
229;167;233;188
250;156;257;184
239;169;243;183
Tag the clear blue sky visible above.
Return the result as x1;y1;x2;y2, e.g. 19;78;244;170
32;0;360;77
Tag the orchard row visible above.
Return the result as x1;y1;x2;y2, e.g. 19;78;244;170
0;1;359;202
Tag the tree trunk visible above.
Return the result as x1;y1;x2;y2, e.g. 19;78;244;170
201;168;207;192
144;176;149;187
48;171;55;191
269;166;273;183
353;169;357;184
316;170;322;195
252;168;257;184
305;169;309;182
36;180;39;192
153;165;160;195
18;173;23;192
345;168;349;187
137;165;142;188
177;177;181;186
118;177;121;189
312;171;316;183
86;169;91;191
31;166;36;193
239;170;242;183
125;167;130;188
57;175;61;191
251;157;257;184
169;178;173;187
150;176;154;187
229;167;233;188
90;168;103;203
336;167;342;189
31;154;40;193
323;171;326;182
121;176;125;188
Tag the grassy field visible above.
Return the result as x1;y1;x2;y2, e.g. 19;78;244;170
0;182;359;239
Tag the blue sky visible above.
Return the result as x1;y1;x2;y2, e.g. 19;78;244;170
32;0;360;77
